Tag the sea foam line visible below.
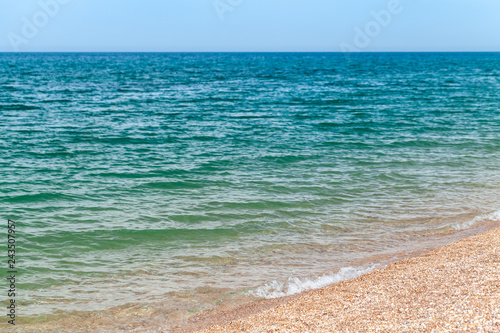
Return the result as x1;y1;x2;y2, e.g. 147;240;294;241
251;263;382;299
452;210;500;231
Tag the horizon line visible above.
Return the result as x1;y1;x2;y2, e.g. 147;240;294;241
1;51;500;54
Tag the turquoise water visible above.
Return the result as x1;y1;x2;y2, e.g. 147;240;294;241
1;53;499;324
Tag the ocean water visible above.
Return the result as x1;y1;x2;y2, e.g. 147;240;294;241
1;53;499;328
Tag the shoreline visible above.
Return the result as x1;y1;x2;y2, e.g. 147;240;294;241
193;224;500;332
9;219;499;332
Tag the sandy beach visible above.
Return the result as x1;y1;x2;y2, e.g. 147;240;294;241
195;225;500;332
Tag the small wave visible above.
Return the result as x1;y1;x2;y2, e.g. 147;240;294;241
142;180;205;189
452;210;500;230
251;264;381;299
3;192;83;203
3;104;40;110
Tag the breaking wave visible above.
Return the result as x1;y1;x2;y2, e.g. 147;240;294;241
251;264;382;299
452;210;500;230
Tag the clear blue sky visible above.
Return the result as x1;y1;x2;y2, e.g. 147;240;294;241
1;0;499;52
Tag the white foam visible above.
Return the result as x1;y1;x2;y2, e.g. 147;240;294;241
251;264;381;299
452;210;500;230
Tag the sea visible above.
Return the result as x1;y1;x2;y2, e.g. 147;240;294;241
1;52;499;330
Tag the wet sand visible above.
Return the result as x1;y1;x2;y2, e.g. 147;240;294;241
196;225;500;332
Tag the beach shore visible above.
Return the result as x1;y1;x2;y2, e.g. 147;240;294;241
194;225;500;332
10;224;499;332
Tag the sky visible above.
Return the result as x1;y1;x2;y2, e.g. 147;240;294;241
1;0;499;52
